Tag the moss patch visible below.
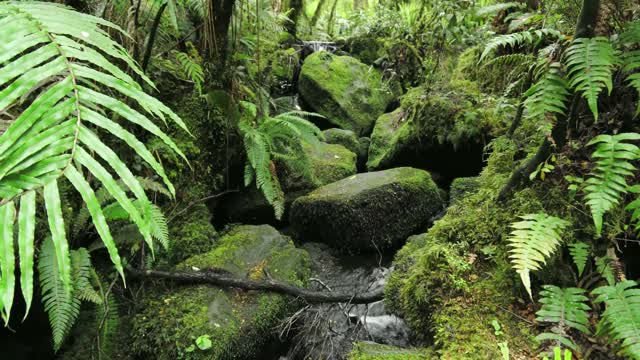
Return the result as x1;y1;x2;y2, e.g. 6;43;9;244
298;51;397;135
348;342;435;360
449;176;480;205
290;167;443;253
132;225;310;360
168;203;217;263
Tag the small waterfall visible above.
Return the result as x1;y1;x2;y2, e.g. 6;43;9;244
302;41;338;53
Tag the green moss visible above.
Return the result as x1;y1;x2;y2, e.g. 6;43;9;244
132;225;310;360
290;167;444;253
323;128;370;169
168;203;217;264
268;47;299;95
348;342;435;360
278;140;357;193
449;176;480;205
347;35;386;65
383;141;582;358
367;85;506;171
298;52;397;135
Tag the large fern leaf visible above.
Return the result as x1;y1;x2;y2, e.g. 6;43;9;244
565;37;619;120
535;285;591;352
507;213;569;298
583;133;640;237
0;1;186;324
593;280;640;359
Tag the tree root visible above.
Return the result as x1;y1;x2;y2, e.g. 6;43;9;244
127;267;385;304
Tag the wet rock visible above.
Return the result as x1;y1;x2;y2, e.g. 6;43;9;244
298;51;398;135
290;167;443;253
132;225;310;360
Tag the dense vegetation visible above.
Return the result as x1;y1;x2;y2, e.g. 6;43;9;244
1;0;640;359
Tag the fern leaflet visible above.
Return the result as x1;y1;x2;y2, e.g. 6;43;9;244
507;213;569;298
524;62;571;120
568;242;590;277
480;29;563;62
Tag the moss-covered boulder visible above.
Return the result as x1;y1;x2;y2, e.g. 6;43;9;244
348;342;435;360
290;167;443;253
298;51;398;135
367;86;504;179
346;35;386;65
267;47;299;96
132;225;310;360
322;128;370;169
278;140;357;193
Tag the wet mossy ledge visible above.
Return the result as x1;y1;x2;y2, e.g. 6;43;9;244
382;146;579;358
347;341;435;360
298;51;399;136
131;225;310;360
290;167;444;253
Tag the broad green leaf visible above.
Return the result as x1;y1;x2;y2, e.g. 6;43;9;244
18;191;36;319
0;201;15;325
43;181;72;296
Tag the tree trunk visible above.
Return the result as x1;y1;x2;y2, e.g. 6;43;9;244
285;0;303;36
310;0;328;28
203;0;237;81
141;2;167;72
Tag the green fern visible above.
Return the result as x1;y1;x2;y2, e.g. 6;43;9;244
593;280;640;359
565;37;619;120
480;29;564;62
239;101;324;219
0;2;186;325
568;242;590;277
524;62;571;120
583;133;640;237
507;213;570;298
535;285;591;352
620;20;640;113
174;50;204;95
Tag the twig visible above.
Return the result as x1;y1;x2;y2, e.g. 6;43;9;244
167;189;239;223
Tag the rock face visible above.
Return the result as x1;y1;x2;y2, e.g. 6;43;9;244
298;51;397;135
367;108;412;171
290;167;443;253
132;225;310;360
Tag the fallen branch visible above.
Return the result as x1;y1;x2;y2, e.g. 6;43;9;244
127;267;384;304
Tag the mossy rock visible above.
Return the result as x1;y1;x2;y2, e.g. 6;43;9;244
348;342;435;360
167;203;217;263
449;176;480;205
298;51;397;136
278;140;357;193
346;35;386;65
290;167;443;253
132;225;310;360
367;86;503;175
267;48;299;96
322;128;370;169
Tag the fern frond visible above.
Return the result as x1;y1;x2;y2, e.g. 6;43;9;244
565;37;619;120
39;238;80;352
0;2;187;324
507;213;569;298
0;202;15;325
568;242;590;277
536;285;591;352
593;280;640;359
174;51;204;95
480;29;564;62
622;50;640;113
149;204;169;251
584;133;640;237
524;63;571;120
